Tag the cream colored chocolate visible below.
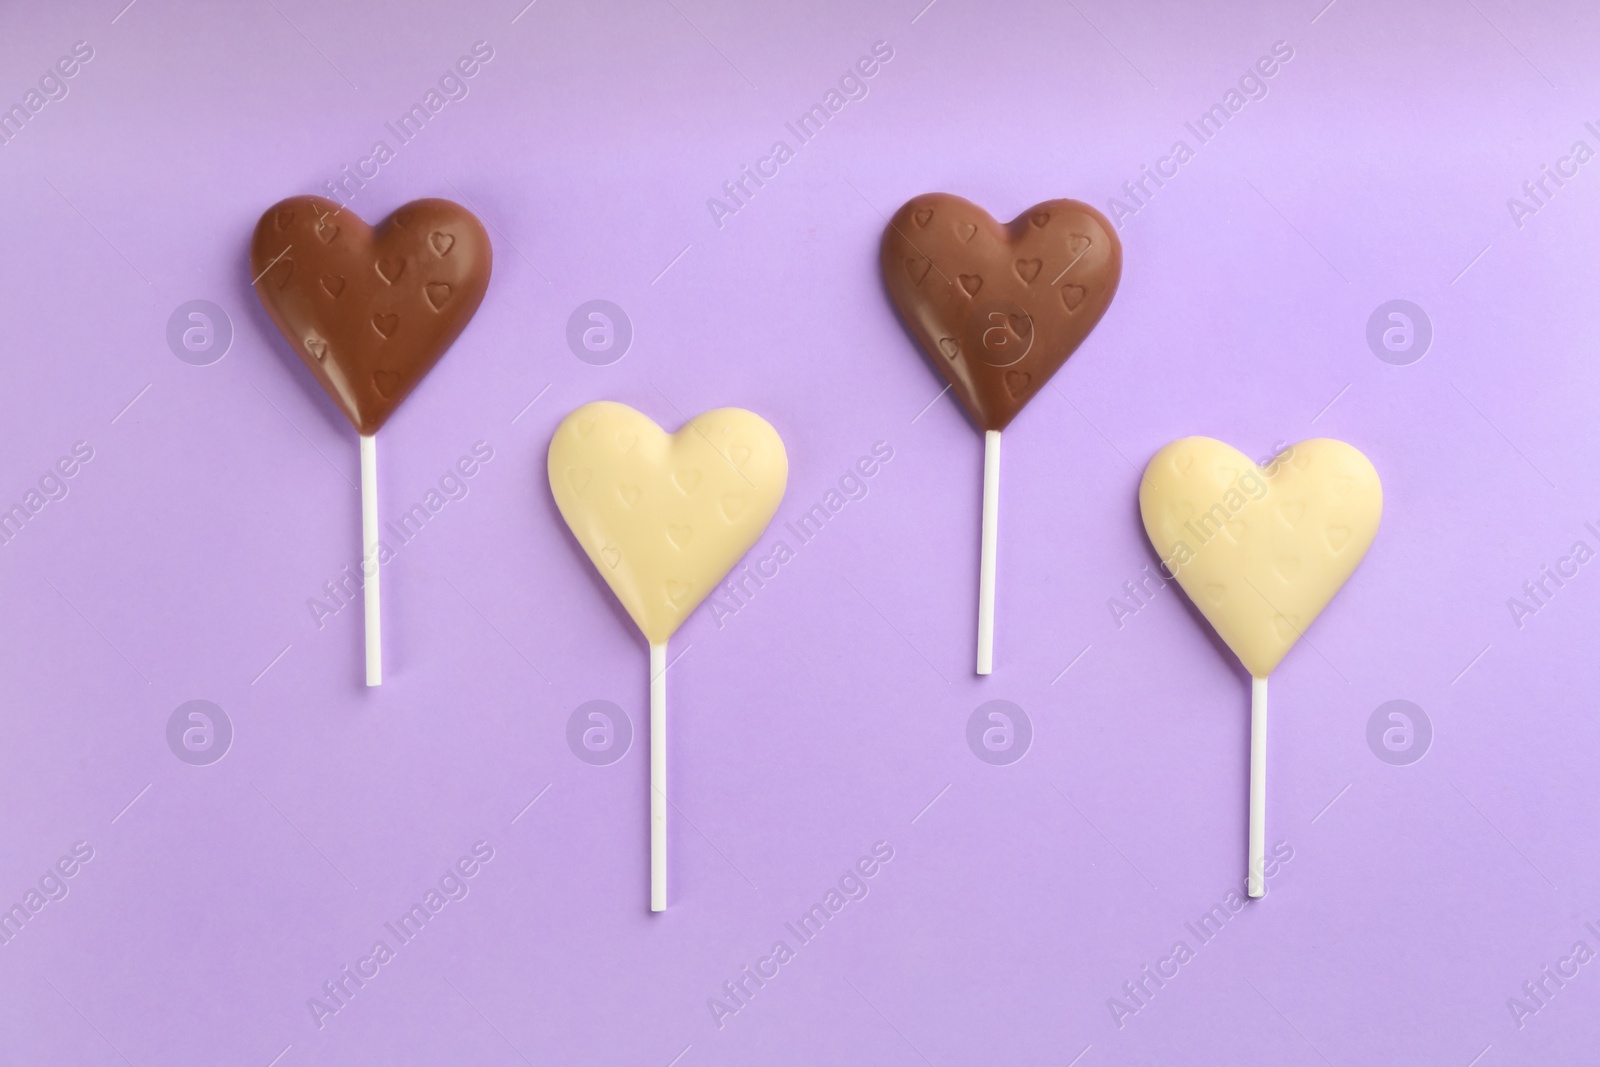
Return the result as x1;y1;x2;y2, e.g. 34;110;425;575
1139;437;1381;678
548;401;787;643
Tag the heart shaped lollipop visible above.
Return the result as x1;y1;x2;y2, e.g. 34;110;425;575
250;196;492;685
548;401;787;909
881;193;1122;673
1140;436;1381;895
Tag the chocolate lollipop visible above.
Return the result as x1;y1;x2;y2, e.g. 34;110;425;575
881;194;1121;673
1139;437;1381;895
251;196;492;685
549;401;787;910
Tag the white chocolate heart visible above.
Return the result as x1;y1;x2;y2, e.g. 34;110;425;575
1138;437;1381;678
548;401;787;643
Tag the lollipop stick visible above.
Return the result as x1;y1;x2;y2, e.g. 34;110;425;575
1248;675;1268;897
650;640;667;911
976;429;1001;675
360;434;382;687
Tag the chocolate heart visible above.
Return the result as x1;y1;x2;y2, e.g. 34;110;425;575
249;196;492;435
547;402;789;644
880;193;1122;431
1139;437;1382;678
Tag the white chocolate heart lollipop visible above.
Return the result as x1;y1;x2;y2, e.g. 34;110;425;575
1139;437;1381;896
549;401;787;910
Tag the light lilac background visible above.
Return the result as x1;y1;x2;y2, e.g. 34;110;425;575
1;0;1596;1063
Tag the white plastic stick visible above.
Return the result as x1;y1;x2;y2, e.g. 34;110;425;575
1248;675;1268;898
360;434;381;687
976;429;1001;675
650;640;667;912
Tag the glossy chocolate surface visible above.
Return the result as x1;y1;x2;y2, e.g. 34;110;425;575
250;196;491;435
880;193;1121;431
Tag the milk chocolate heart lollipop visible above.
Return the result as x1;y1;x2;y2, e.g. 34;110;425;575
1139;437;1381;896
549;401;787;910
251;196;492;685
881;193;1121;673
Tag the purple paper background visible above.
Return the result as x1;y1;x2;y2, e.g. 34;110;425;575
1;0;1596;1063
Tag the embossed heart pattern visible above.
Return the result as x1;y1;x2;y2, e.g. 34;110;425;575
1139;437;1383;678
880;193;1122;432
250;196;492;435
548;402;789;644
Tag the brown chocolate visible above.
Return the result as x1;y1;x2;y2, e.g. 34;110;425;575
250;196;492;435
880;193;1121;431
